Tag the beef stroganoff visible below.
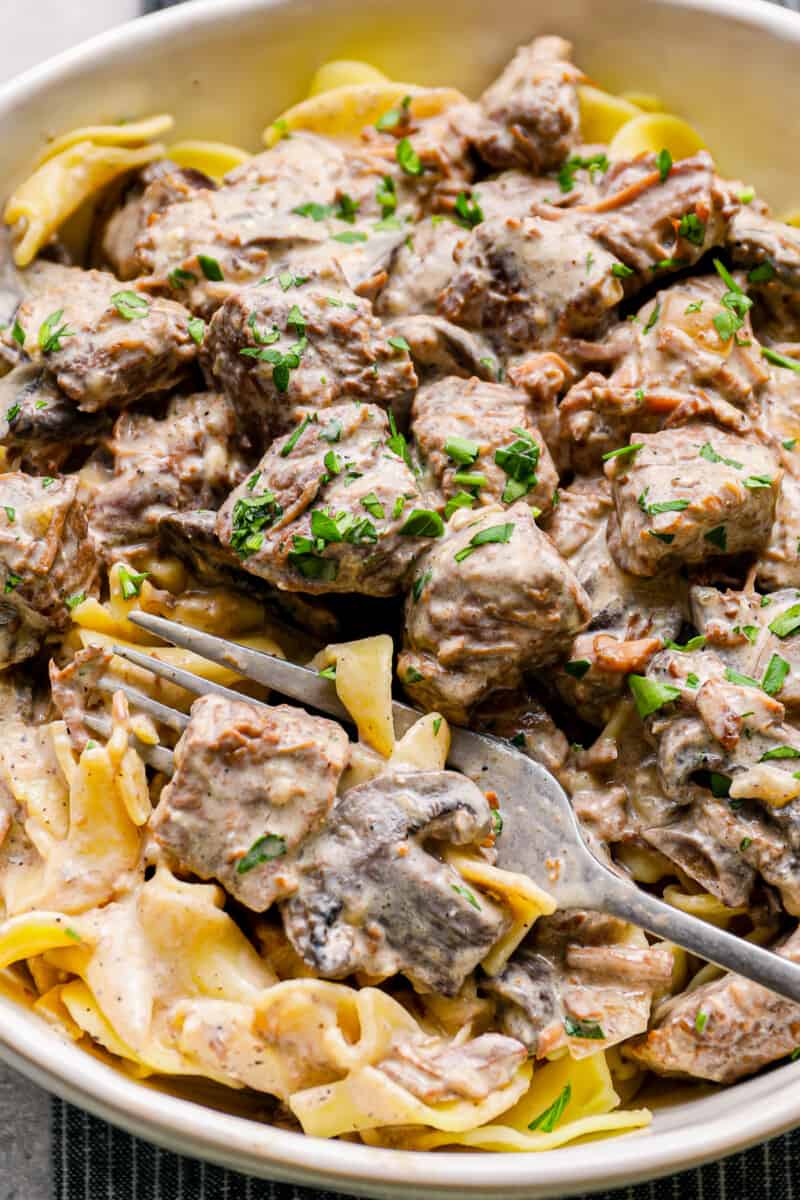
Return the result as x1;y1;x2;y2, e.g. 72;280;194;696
0;35;799;1151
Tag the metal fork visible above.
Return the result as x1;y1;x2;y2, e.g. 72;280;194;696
89;609;800;1005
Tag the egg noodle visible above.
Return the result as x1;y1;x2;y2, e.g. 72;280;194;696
0;55;752;1152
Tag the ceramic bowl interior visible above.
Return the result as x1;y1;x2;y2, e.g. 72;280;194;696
1;0;800;1194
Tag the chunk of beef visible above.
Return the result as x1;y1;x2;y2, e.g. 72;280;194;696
399;502;591;721
586;152;735;284
3;267;195;412
215;402;428;596
92;160;215;279
133;133;435;315
377;1032;526;1102
625;927;800;1083
203;270;416;447
560;276;768;471
505;350;575;464
88;391;248;562
153;694;350;911
642;804;757;908
0;364;109;473
439;209;623;356
728;208;800;296
0;473;97;667
471;688;569;775
411;376;558;515
282;769;507;995
457;36;582;172
691;584;800;712
158;508;341;642
49;645;112;752
382;315;497;384
483;912;673;1058
606;423;780;577
546;475;685;723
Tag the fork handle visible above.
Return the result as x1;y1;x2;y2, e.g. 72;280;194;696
596;868;800;1005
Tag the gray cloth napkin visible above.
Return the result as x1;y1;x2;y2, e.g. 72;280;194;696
48;0;800;1195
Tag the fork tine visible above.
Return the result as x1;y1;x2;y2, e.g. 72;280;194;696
110;642;270;709
83;713;175;774
127;611;357;725
96;676;189;732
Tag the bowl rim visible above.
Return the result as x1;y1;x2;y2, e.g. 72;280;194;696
2;0;800;1193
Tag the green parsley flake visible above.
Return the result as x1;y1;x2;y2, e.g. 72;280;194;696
332;231;367;244
375;95;411;131
4;572;22;594
643;301;661;333
2;506;13;523
444;491;475;519
679;212;706;245
187;316;205;344
762;347;800;374
557;153;609;193
602;443;643;462
699;442;742;469
628;674;681;718
666;635;706;652
111;290;149;320
65;591;86;611
38;309;74;353
197;254;224;281
412;569;432;602
118;566;148;600
454;191;484;228
495;428;540;503
768;604;800;638
236;833;287;874
376;175;397;217
318;664;337;681
704;525;727;551
396;137;422;176
763;654;790;695
695;1009;708;1034
492;808;503;835
564;659;591;679
656;148;672;181
399;509;444;538
445;435;480;466
168;267;197;289
748;261;776;284
759;746;800;761
11;319;24;347
454;522;514;563
387;335;410;352
564;1015;605;1040
528;1084;571;1133
725;667;761;688
451;883;480;910
230;491;283;558
612;262;634;278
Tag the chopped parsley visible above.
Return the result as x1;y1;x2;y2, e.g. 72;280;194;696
628;674;681;718
197;254;224;281
11;319;24;347
3;572;21;593
332;230;367;244
602;443;643;462
725;667;761;688
118;566;148;600
611;262;634;278
744;474;773;490
783;439;797;451
287;537;339;580
666;635;706;652
38;309;74;353
564;659;591;679
704;525;727;551
740;837;752;851
375;95;411;131
637;489;689;516
278;271;308;291
748;261;776;284
686;672;700;688
361;493;385;520
763;654;790;695
41;477;54;488
242;333;307;393
236;833;287;874
399;509;444;538
762;347;800;374
412;569;432;602
187;316;205;344
557;152;609;193
387;335;410;352
445;435;480;466
318;664;337;681
495;428;540;503
396;137;422;176
759;746;800;761
454;522;514;563
694;1009;708;1034
111;290;149;320
656;148;672;181
454;191;483;228
376;175;397;217
685;300;704;314
643;301;661;333
404;666;424;684
451;883;480;910
65;591;85;611
229;492;283;558
510;732;525;748
386;410;412;469
564;1015;605;1040
492;808;503;835
679;212;706;245
444;491;475;519
433;717;443;736
528;1084;571;1133
699;442;743;469
167;267;197;289
5;403;19;423
768;604;800;638
2;506;13;523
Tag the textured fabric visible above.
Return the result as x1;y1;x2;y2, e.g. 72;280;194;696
47;0;800;1195
51;1096;800;1199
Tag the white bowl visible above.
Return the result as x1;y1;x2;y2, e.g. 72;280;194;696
2;0;800;1193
